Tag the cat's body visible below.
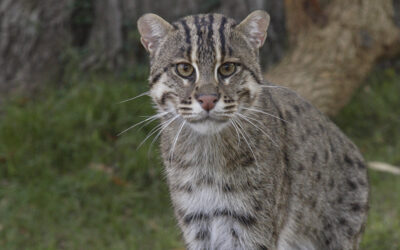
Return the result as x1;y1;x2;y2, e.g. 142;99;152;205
137;11;368;250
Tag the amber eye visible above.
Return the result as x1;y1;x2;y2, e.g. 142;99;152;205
218;62;236;77
176;63;194;78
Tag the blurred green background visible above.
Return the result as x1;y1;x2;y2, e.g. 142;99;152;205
1;0;400;249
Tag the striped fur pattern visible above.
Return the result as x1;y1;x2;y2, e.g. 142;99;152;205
137;11;369;250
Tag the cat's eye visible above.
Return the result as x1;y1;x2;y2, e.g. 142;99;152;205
218;62;237;77
176;63;194;78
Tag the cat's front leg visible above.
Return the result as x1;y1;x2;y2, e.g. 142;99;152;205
182;216;270;250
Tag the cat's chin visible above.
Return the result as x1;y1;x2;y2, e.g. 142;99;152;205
187;119;229;135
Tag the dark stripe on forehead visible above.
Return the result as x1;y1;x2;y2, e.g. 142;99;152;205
207;14;214;51
219;16;227;59
180;20;191;44
180;19;192;58
194;15;202;46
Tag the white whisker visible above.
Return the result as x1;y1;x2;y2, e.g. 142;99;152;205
169;120;186;162
137;123;165;150
242;107;287;123
117;111;168;136
145;115;180;154
230;120;241;146
232;117;258;166
237;113;279;147
118;91;150;104
137;114;167;131
260;85;288;89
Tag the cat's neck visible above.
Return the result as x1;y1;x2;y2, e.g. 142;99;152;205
160;117;240;166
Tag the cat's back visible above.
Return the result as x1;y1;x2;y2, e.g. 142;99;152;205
259;84;369;249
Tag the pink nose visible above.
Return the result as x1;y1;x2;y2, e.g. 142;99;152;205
197;94;218;111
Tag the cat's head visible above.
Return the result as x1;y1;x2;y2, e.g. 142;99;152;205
138;11;270;134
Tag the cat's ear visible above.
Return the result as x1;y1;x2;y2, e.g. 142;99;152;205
137;13;172;53
236;10;270;49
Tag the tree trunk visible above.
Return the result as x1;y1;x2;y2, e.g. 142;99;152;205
265;0;400;116
79;0;207;70
0;0;72;94
81;0;123;70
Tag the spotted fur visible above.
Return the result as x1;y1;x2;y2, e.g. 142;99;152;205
137;11;368;250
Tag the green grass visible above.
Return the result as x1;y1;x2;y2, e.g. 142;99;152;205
0;67;399;249
0;75;182;249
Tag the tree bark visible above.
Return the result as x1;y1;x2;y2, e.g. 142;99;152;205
81;0;123;70
265;0;400;116
0;0;72;94
80;0;208;70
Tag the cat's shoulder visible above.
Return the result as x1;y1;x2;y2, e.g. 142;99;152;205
258;82;324;121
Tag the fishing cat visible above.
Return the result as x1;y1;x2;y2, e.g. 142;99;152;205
137;10;368;250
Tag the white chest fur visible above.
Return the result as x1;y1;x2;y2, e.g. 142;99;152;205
172;184;257;250
173;184;249;215
167;160;263;249
165;136;265;249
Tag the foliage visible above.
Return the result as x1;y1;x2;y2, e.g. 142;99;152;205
0;68;399;249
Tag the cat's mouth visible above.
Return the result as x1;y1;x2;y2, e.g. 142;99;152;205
189;115;227;124
182;111;231;123
181;111;233;134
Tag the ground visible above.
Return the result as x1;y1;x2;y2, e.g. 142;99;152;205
0;67;399;249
